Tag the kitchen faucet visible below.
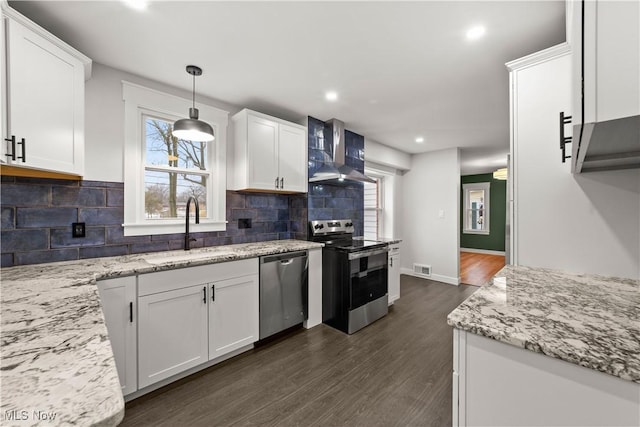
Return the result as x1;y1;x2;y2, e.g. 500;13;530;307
184;196;200;250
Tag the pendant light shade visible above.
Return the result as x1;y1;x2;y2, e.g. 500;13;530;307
173;65;215;142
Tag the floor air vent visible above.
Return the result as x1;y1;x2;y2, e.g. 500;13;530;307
413;263;432;277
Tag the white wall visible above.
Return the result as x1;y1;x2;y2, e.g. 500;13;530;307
511;47;640;280
365;139;411;171
84;63;238;182
401;148;460;285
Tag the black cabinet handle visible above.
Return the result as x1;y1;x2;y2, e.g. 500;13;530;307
203;286;207;303
4;136;26;162
275;177;279;189
559;112;572;163
5;136;16;161
211;284;215;302
280;177;284;189
129;302;133;323
18;138;25;162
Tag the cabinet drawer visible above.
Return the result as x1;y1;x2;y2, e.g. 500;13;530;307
138;258;258;297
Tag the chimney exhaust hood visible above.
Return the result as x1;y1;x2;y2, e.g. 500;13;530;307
308;119;375;184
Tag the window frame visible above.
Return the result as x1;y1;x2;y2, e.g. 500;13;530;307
122;81;228;236
463;182;490;235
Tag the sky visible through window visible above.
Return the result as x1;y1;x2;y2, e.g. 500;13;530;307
144;117;208;219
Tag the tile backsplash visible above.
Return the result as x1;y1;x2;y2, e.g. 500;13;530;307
0;176;307;267
307;116;365;235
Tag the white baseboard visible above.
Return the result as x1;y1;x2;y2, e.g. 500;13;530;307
401;268;460;286
460;247;506;256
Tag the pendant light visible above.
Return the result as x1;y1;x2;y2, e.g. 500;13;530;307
172;65;215;142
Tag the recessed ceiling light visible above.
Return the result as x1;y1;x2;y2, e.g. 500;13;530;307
325;91;338;101
415;137;424;143
466;25;486;40
122;0;148;11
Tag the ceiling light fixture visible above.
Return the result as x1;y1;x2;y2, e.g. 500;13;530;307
493;168;508;180
415;137;424;143
325;91;338;101
466;25;486;40
122;0;148;11
172;65;215;142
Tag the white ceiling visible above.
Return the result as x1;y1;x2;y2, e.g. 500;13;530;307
10;0;565;172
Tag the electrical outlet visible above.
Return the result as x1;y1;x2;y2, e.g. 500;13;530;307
238;218;252;229
72;222;86;238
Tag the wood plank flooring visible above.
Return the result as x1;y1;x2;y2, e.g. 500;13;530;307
121;276;477;427
460;251;505;286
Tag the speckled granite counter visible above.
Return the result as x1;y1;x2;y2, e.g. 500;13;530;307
447;265;640;383
1;239;323;426
353;236;402;245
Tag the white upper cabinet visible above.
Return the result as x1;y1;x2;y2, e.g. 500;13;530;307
1;7;91;176
570;0;640;172
572;0;640;125
229;109;307;193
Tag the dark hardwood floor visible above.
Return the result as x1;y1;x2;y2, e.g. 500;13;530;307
460;251;505;286
121;276;477;427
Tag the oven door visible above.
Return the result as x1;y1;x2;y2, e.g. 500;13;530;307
348;247;389;311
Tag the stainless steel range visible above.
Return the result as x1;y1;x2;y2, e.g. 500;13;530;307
309;219;389;334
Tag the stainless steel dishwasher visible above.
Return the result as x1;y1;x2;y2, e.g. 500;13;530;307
259;251;308;340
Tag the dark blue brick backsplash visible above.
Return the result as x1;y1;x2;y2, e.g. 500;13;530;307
307;116;365;236
0;175;309;267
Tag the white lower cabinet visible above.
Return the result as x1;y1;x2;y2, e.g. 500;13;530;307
138;284;209;389
453;329;640;426
97;276;137;396
209;274;259;359
136;258;259;390
388;244;401;305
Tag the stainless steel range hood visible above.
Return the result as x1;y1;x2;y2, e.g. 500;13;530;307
308;119;375;184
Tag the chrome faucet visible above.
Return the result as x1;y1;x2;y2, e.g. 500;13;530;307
184;196;200;251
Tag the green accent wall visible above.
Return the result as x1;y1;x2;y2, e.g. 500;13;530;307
460;173;506;252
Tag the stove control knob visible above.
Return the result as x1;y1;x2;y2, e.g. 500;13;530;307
345;222;353;227
314;224;324;230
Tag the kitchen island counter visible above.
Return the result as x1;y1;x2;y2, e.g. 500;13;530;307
447;264;640;383
0;239;323;426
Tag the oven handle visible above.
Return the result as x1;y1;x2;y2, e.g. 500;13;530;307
348;247;389;260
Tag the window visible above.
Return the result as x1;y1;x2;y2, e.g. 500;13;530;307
463;182;490;235
363;177;382;240
123;82;228;236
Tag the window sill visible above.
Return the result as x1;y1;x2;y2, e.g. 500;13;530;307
463;229;490;235
123;220;227;237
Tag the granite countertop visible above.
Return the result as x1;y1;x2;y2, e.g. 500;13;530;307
0;239;323;426
447;265;640;383
353;236;403;245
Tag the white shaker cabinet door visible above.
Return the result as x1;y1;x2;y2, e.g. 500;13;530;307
209;274;259;360
388;246;401;305
97;276;137;396
138;284;209;389
5;17;85;175
247;114;279;190
278;123;307;192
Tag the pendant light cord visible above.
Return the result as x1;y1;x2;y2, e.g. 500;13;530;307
192;73;196;109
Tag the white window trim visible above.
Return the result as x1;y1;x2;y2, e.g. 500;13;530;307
365;166;395;240
463;182;490;235
122;81;228;236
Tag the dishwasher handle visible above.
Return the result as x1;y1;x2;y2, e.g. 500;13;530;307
260;250;308;264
